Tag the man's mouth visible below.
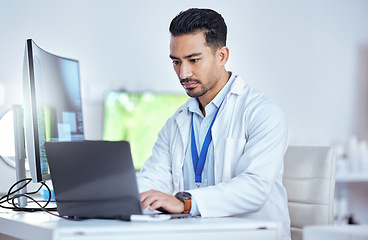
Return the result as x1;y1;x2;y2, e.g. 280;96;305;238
181;79;200;89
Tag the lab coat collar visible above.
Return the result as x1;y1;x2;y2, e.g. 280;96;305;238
228;73;245;95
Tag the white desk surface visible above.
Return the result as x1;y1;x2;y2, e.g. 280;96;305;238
0;209;281;240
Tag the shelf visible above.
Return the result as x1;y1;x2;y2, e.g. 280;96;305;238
336;173;368;183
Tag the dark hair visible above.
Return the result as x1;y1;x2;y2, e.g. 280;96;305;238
169;8;227;52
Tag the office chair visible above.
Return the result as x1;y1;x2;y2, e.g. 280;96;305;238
283;146;336;240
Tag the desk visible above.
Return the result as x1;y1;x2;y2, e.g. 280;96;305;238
0;210;281;240
335;173;368;224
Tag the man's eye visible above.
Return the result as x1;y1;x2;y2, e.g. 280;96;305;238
172;60;180;66
190;58;199;63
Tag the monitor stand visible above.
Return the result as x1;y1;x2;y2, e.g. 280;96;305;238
12;105;27;208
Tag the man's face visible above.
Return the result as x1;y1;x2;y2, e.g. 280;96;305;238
169;32;223;99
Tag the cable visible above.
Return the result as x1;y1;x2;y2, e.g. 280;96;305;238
0;178;53;211
10;194;84;221
0;178;132;222
0;178;85;221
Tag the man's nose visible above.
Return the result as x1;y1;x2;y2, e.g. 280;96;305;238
179;62;193;80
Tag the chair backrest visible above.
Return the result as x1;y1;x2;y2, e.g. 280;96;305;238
283;146;336;240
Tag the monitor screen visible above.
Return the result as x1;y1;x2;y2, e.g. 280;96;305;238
23;39;84;182
103;91;188;170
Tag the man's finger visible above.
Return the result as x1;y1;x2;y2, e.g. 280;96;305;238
140;190;161;209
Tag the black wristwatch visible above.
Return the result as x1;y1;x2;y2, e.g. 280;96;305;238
175;192;192;214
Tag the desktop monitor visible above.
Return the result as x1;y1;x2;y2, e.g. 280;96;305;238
103;91;188;170
23;39;84;183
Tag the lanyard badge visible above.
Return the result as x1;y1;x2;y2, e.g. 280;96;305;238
191;101;224;185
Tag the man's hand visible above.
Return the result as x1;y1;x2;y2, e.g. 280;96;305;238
140;190;184;214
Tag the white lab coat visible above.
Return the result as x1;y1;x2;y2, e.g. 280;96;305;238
138;74;291;240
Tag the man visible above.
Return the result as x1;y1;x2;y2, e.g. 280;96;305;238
138;8;290;240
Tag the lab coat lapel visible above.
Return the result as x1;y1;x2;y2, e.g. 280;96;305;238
174;106;191;151
212;75;245;183
173;105;191;191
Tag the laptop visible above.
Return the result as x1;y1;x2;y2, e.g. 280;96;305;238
44;140;190;221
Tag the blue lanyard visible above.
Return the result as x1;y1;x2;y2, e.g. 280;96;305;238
191;100;224;183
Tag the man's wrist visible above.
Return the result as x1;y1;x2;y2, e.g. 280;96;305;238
175;192;192;214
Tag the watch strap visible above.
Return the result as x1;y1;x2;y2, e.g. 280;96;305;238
183;198;191;214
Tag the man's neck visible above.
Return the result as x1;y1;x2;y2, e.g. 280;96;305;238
198;71;230;116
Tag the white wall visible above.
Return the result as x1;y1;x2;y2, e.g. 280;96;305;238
0;0;367;204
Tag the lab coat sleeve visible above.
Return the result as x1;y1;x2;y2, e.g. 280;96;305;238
136;117;175;194
187;103;289;217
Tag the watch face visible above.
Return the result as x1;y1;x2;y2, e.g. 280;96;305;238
176;191;191;200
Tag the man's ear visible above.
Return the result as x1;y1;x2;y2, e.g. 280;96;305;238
217;46;229;66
